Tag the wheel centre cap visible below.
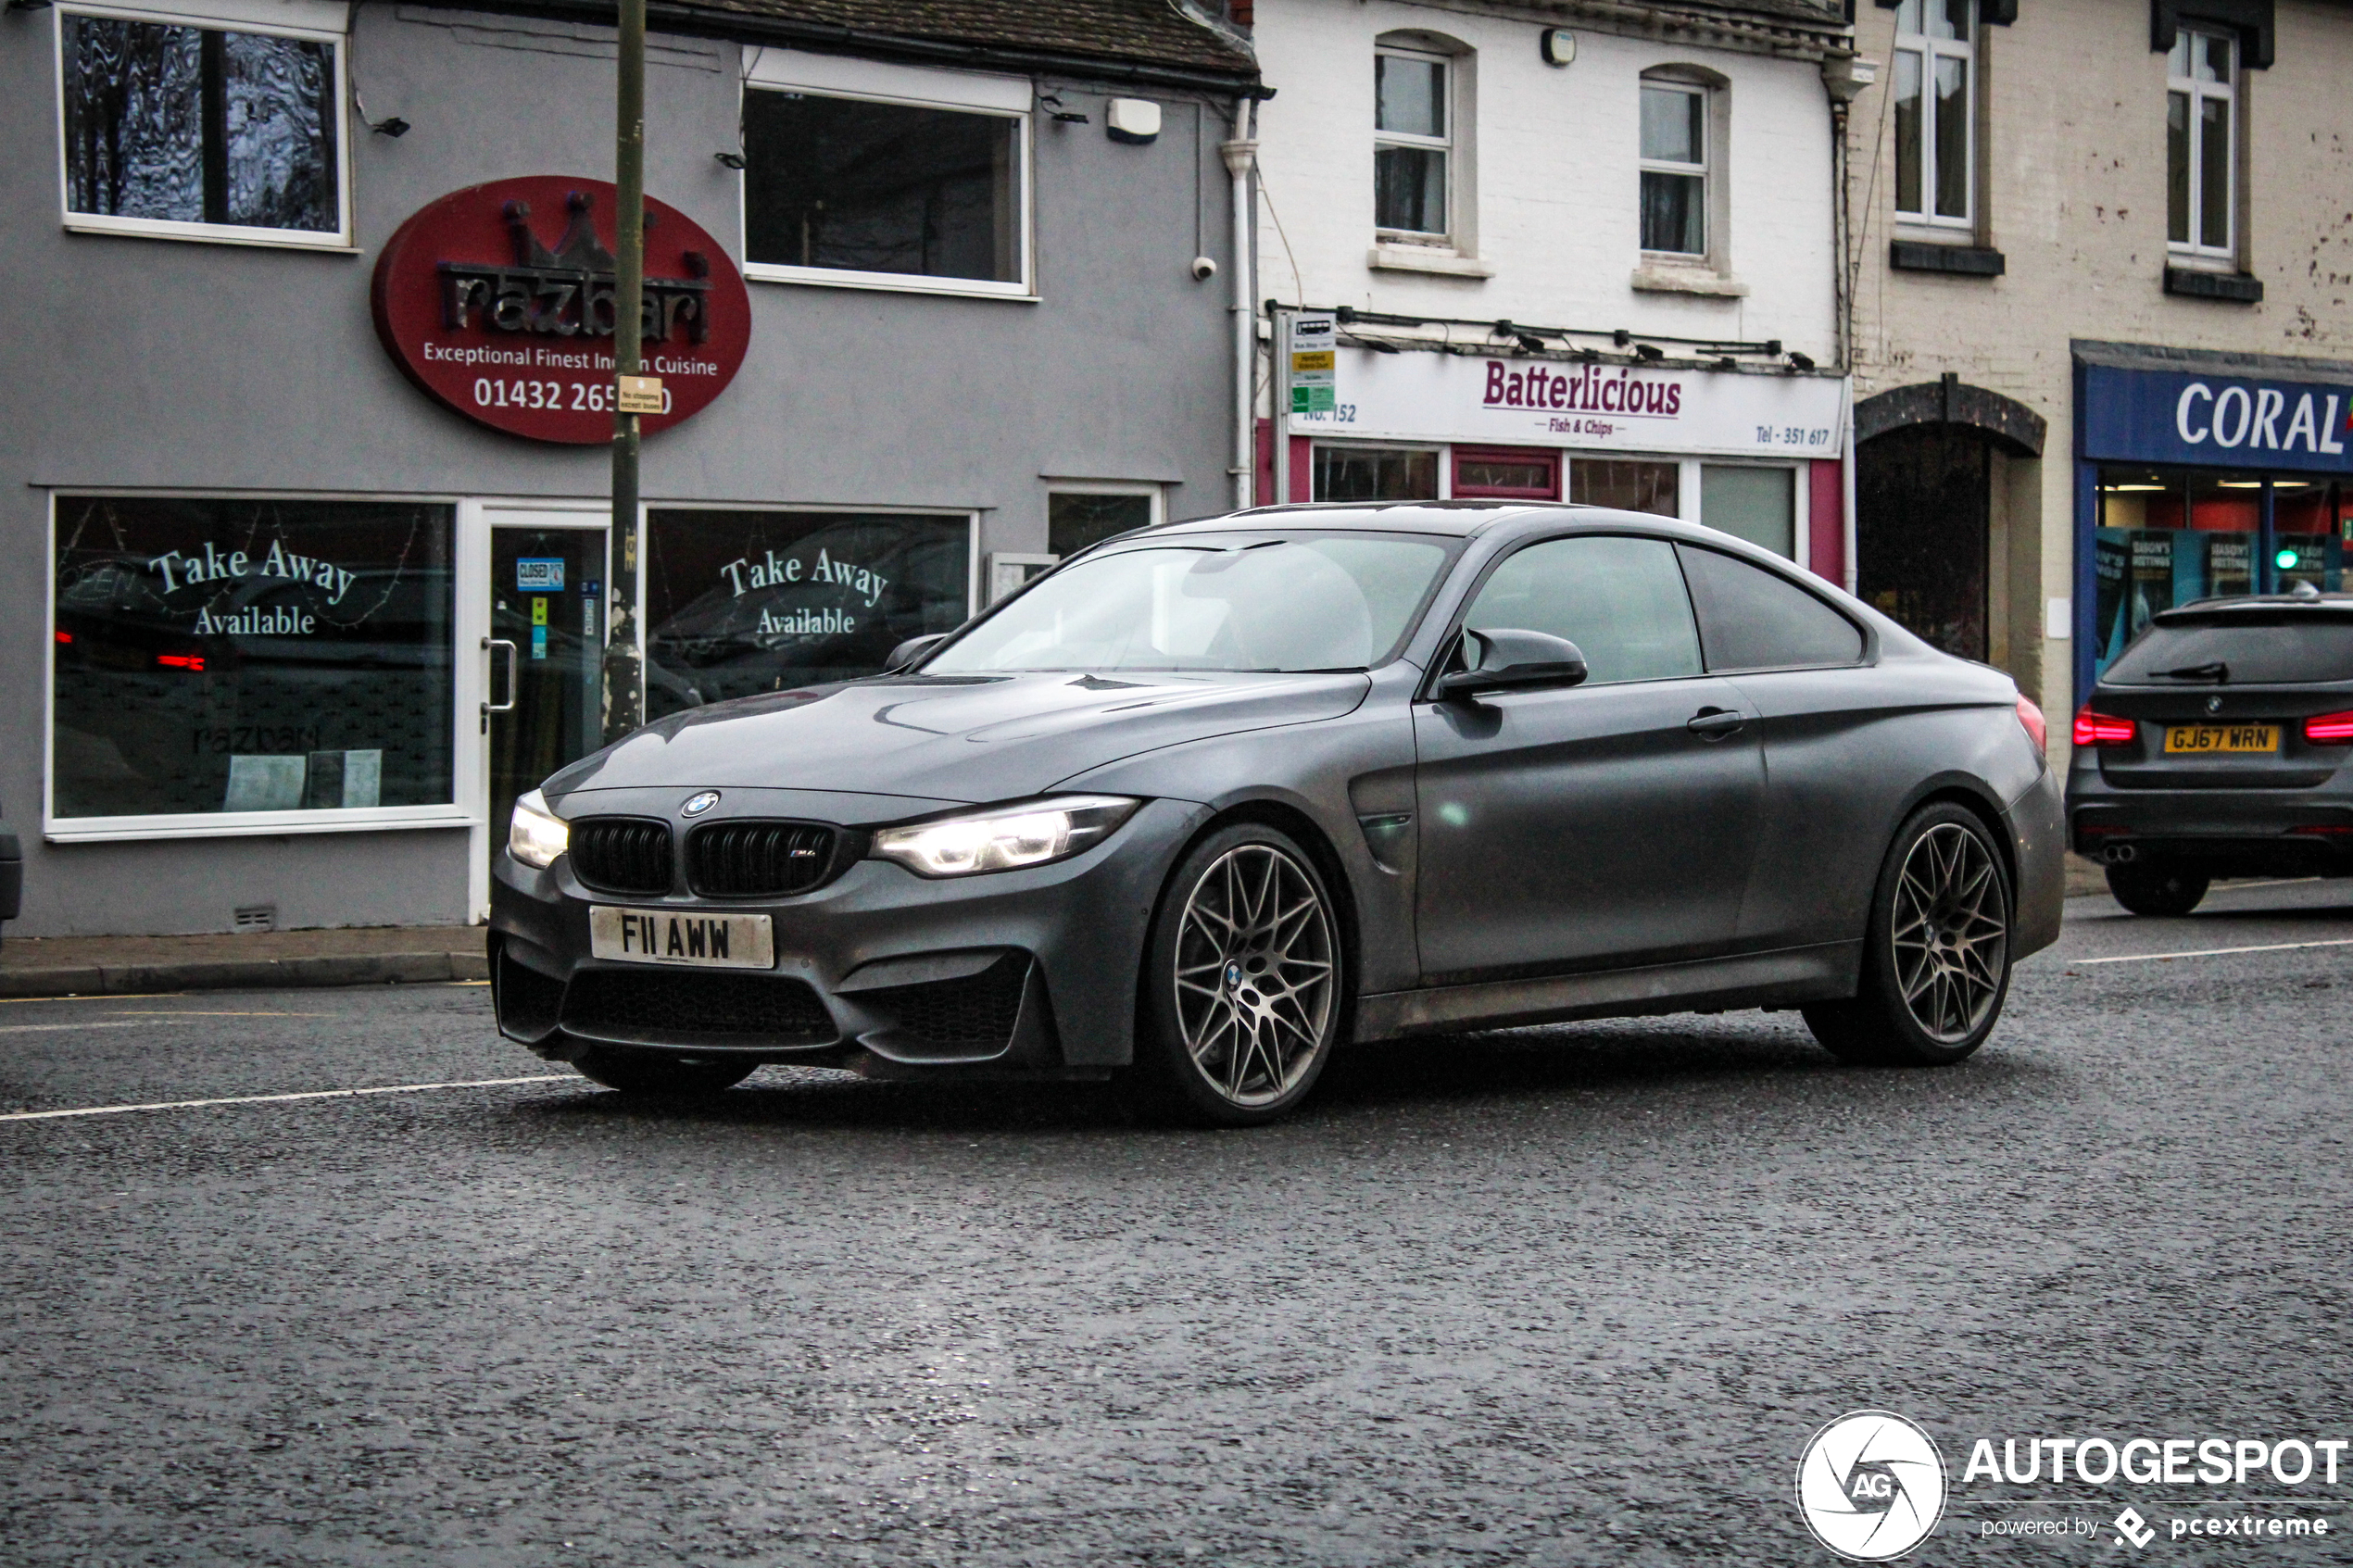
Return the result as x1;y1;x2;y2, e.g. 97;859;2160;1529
1225;960;1243;989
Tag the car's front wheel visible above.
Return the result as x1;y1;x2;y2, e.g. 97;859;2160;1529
2105;859;2209;916
1803;802;2013;1067
572;1046;756;1098
1131;823;1346;1126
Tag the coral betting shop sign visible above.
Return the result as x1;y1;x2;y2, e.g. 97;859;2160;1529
371;175;750;444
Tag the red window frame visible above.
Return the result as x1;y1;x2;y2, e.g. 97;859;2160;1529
1451;445;1561;500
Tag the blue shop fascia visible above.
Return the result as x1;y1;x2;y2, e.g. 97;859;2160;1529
2076;340;2353;697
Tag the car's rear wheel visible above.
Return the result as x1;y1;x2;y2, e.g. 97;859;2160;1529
1131;823;1345;1126
572;1046;756;1098
1803;802;2012;1067
2105;859;2210;916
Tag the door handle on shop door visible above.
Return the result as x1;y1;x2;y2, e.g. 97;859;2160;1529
1687;706;1746;739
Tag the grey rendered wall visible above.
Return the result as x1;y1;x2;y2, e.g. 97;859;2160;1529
0;5;1240;936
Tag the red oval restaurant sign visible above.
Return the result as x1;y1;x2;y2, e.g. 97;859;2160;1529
371;175;751;444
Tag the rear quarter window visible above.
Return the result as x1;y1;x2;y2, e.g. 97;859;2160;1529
1676;545;1864;671
2106;618;2353;684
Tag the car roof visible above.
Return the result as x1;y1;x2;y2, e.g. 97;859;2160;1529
1149;500;1724;543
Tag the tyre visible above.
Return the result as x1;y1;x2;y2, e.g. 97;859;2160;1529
1129;822;1347;1126
572;1046;756;1098
2105;859;2209;917
1803;802;2013;1067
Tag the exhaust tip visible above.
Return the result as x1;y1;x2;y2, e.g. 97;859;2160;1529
2102;843;2140;865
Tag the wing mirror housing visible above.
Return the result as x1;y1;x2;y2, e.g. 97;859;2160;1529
1434;628;1590;700
885;632;950;671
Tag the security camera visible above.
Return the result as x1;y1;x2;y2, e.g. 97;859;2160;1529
1190;255;1218;281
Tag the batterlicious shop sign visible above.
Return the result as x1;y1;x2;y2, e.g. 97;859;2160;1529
371;176;751;443
1289;345;1848;458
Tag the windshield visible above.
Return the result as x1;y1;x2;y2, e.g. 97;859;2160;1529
925;533;1455;674
2107;614;2353;684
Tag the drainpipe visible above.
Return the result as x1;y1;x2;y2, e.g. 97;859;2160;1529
1221;100;1257;510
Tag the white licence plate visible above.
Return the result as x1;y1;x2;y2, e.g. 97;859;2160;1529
588;907;774;969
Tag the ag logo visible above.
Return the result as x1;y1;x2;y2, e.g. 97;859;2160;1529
1795;1411;1946;1561
681;790;721;818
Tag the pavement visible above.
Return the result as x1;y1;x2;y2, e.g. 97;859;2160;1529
0;923;487;997
2;875;2348;1563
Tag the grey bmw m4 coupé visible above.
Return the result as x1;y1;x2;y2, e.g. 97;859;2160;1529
490;503;2065;1124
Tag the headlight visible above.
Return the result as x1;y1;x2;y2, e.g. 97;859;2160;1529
509;788;570;869
869;796;1141;878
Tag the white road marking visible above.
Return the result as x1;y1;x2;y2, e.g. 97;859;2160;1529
2073;936;2353;966
0;1075;574;1123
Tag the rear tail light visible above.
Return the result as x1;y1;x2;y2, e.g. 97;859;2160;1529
2015;695;2047;750
2288;823;2353;837
2072;708;2136;747
2304;710;2353;744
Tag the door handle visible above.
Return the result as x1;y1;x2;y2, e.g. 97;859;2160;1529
1687;706;1746;739
483;636;518;714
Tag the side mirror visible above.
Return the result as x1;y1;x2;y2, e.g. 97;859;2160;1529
885;632;950;671
1434;628;1590;700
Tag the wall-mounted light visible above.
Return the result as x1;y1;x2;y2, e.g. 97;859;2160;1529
1787;350;1817;371
713;150;746;169
6;0;57;13
1541;28;1576;66
1037;93;1089;125
1633;343;1665;363
370;116;409;138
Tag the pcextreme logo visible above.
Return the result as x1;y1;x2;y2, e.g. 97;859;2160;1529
1796;1411;1949;1561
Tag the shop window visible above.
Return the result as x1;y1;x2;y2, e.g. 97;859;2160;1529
1639;81;1708;257
1569;458;1679;517
1893;0;1975;227
2091;469;2348;675
1375;45;1452;239
643;510;973;719
743;87;1026;290
1700;464;1795;558
57;10;346;246
1048;490;1157;557
50;497;454;825
1453;447;1558;500
1315;445;1440;503
2167;28;2236;258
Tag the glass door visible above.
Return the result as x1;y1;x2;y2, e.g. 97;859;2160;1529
486;515;608;866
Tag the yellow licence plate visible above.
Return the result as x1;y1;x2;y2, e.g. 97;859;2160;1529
2164;723;2280;754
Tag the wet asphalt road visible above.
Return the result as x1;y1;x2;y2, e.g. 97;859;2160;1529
3;881;2350;1566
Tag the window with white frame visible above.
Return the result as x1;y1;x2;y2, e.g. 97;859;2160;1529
1374;45;1451;239
2168;27;2236;257
1638;82;1707;257
740;52;1031;295
1892;0;1975;226
56;6;347;246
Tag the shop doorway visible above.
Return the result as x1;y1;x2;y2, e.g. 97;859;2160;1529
484;510;609;877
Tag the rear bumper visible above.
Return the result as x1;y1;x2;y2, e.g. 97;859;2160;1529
2064;765;2353;873
488;797;1209;1077
2005;767;2066;960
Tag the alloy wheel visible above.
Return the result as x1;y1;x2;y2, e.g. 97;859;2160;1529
1172;844;1337;1108
1890;822;2007;1044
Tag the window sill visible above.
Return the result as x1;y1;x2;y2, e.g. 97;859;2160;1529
1366;245;1493;279
44;805;477;845
2164;265;2263;302
64;218;358;254
743;262;1038;301
1890;239;2006;276
1629;265;1748;297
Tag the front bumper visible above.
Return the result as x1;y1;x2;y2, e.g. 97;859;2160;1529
488;797;1209;1077
2064;765;2353;875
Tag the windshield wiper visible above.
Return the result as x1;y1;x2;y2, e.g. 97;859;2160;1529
2155;660;2229;682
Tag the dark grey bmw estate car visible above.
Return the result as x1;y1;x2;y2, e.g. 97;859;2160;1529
490;503;2065;1123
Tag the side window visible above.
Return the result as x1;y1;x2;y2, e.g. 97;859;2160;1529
1375;45;1451;241
1462;535;1701;684
1677;545;1864;671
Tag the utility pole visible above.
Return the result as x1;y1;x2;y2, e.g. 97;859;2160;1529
601;0;648;743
